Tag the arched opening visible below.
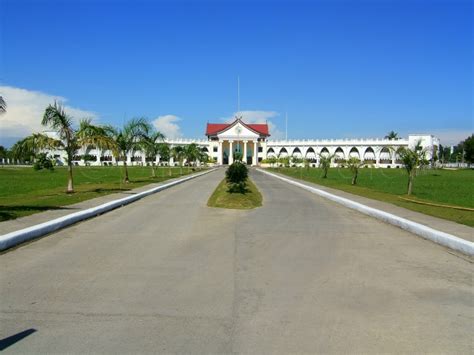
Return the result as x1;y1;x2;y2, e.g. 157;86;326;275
379;147;391;164
305;147;316;162
279;147;288;158
363;147;376;163
267;147;276;157
292;147;302;158
320;147;329;157
334;147;345;163
349;147;360;159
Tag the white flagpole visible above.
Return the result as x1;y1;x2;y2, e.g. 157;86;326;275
237;76;240;115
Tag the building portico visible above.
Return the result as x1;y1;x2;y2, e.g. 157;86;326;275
206;118;270;166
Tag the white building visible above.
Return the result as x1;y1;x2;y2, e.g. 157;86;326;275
44;118;440;168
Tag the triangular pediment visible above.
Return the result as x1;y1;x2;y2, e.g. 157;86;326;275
217;119;260;140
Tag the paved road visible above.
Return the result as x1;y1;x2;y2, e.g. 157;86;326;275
1;169;472;353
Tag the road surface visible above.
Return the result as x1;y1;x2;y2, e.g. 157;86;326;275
1;169;472;353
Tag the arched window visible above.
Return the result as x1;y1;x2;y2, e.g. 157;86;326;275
349;147;360;159
279;147;288;157
292;147;302;158
334;147;345;161
363;147;376;162
320;147;329;157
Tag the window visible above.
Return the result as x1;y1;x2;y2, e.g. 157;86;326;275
213;146;218;152
258;147;263;152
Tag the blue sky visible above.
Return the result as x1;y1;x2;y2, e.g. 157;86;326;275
0;0;472;146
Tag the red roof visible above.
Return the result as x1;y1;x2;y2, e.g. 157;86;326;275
206;120;270;136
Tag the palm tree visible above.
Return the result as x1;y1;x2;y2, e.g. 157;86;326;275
171;145;186;175
105;118;151;183
385;131;399;140
142;129;165;177
346;157;363;185
198;150;209;168
318;153;335;178
396;142;428;195
0;96;6;114
16;102;115;193
184;143;201;167
44;104;116;192
157;143;171;176
11;133;60;163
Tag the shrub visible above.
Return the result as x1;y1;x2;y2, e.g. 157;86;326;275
226;161;248;184
33;153;54;171
226;161;248;193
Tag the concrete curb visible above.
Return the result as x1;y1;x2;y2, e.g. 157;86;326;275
257;169;474;257
0;169;217;252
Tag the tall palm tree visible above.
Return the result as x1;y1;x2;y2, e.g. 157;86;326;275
105;118;151;183
396;142;428;195
11;133;61;163
318;153;335;178
184;143;201;167
157;143;171;176
385;131;399;140
17;102;115;193
142;129;165;177
171;145;186;175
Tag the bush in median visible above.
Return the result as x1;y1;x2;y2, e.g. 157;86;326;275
226;161;248;193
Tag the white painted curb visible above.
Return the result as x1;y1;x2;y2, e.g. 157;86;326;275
257;169;474;257
0;169;217;251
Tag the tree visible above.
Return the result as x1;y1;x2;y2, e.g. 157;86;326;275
385;131;399;140
14;102;115;192
142;129;165;177
0;96;6;114
318;153;335;178
157;143;171;176
346;157;363;185
42;103;116;192
184;143;201;167
171;145;186;175
459;134;474;164
105;118;151;183
291;156;303;167
396;142;428;195
267;156;277;167
226;161;248;193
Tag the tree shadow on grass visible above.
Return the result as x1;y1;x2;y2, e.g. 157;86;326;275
0;205;70;222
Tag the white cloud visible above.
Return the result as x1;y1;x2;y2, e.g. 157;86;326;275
0;85;97;146
152;114;183;139
222;110;285;140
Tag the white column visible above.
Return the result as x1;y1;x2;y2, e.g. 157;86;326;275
217;141;223;165
96;149;101;166
127;153;132;166
243;140;248;164
252;141;258;166
229;141;234;165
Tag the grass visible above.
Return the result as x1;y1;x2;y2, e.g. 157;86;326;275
269;167;474;226
0;165;199;221
207;178;263;210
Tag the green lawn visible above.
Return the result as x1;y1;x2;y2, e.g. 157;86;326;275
269;167;474;226
0;165;199;221
207;178;263;210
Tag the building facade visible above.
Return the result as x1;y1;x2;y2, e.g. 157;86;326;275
42;118;440;168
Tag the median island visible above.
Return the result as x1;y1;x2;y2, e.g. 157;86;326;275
208;162;262;209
